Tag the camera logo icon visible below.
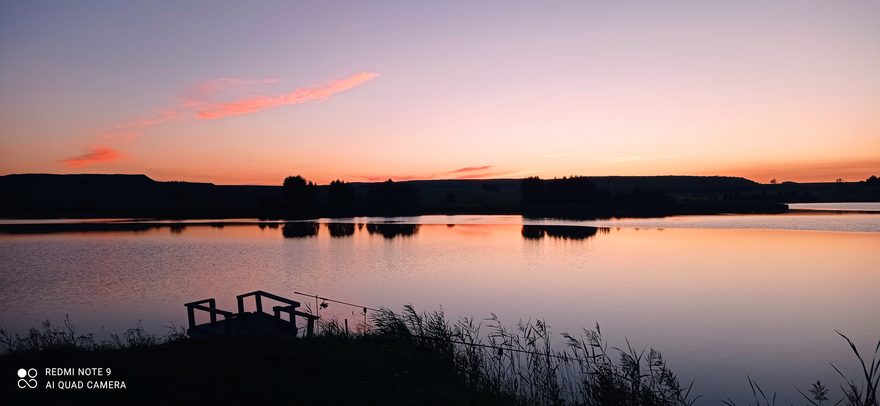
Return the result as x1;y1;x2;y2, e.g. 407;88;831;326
17;368;38;389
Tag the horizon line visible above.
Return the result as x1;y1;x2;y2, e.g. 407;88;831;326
4;171;871;187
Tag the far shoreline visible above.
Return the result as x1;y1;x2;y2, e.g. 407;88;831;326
2;173;878;221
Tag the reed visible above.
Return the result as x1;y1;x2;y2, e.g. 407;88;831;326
370;305;698;405
0;314;187;352
2;309;877;405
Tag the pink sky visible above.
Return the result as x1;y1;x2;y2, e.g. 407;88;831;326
0;2;877;185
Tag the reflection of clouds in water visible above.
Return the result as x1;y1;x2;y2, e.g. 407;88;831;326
521;225;609;240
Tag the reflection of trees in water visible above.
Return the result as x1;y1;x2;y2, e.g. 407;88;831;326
326;223;355;238
365;223;420;239
282;222;319;238
169;224;187;234
258;223;280;230
521;225;609;240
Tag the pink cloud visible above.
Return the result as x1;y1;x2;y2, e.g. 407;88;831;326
60;146;124;168
100;109;187;141
182;78;285;111
445;165;492;174
64;72;378;167
188;77;282;98
195;72;380;120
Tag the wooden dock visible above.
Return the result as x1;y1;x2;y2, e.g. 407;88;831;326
184;290;319;339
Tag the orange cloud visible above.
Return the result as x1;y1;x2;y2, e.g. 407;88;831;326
454;172;506;180
354;165;506;182
60;146;124;168
195;72;379;120
64;72;378;168
445;165;492;174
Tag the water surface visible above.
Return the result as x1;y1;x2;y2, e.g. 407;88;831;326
0;214;878;403
788;202;880;212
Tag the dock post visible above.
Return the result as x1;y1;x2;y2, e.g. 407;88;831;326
209;299;217;323
187;305;195;330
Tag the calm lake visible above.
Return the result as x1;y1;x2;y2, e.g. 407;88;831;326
1;208;879;403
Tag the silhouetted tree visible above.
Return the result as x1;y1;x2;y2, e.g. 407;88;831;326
325;179;356;216
281;175;318;219
365;179;420;215
770;178;778;184
548;176;606;205
520;177;547;204
522;176;610;207
866;175;879;185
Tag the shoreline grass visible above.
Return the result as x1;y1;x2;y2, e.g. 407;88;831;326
2;309;878;405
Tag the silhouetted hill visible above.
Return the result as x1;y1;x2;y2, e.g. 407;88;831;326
1;173;877;219
0;174;277;218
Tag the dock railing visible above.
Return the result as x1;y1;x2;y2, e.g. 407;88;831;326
237;290;319;338
184;298;236;334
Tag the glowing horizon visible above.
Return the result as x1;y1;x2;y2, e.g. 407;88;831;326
1;1;877;185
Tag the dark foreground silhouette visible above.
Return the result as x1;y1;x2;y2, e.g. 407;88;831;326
6;173;878;220
2;309;877;405
0;331;510;405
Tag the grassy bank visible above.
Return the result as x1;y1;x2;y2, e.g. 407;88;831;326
1;309;878;405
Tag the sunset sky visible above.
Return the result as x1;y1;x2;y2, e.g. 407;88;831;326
1;1;878;185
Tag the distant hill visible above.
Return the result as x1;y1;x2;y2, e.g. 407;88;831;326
0;174;277;218
0;173;876;219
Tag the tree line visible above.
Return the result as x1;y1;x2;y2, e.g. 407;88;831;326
279;175;420;219
278;175;682;219
520;176;674;211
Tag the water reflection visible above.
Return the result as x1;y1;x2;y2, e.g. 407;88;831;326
326;223;355;238
0;217;878;404
0;222;166;234
365;223;420;239
521;225;609;240
0;221;287;235
281;222;319;238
